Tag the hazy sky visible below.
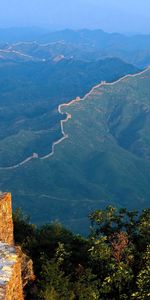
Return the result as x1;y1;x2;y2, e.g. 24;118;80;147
0;0;150;33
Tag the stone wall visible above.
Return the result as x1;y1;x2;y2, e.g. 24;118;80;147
0;193;14;246
0;193;24;300
0;242;23;300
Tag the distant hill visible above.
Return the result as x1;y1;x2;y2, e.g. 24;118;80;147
0;57;138;166
0;68;150;234
0;27;49;43
1;28;150;67
39;29;150;67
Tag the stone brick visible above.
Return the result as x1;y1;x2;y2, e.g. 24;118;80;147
0;242;23;300
0;192;24;299
0;193;14;246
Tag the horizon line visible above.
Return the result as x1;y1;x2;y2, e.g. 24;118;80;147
0;26;149;36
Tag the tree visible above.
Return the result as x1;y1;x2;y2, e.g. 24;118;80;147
132;245;150;299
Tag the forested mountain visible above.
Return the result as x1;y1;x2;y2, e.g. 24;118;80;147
0;57;137;167
1;68;150;234
1;28;150;67
1;2;150;299
0;28;150;234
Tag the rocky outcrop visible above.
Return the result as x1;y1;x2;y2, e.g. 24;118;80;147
16;247;35;288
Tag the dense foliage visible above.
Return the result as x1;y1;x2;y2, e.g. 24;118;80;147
13;206;150;299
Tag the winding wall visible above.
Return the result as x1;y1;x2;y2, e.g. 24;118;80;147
0;67;149;169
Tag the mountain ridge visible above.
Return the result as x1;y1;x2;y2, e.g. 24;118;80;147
0;57;138;168
2;28;150;67
0;67;150;233
0;66;145;169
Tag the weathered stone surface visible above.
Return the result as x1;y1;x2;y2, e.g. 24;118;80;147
0;242;23;300
0;192;24;299
0;193;14;246
16;247;35;288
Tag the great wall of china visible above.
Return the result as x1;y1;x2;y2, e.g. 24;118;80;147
0;192;34;300
0;66;149;170
0;192;23;299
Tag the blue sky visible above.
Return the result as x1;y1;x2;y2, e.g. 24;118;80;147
0;0;150;33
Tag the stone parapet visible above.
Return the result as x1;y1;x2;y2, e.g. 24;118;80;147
0;192;24;299
0;193;14;246
0;242;23;300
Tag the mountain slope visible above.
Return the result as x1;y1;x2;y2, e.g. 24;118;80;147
0;68;150;234
2;29;150;67
39;29;150;67
0;58;138;167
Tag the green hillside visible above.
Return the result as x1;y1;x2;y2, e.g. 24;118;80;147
0;68;150;233
0;58;138;167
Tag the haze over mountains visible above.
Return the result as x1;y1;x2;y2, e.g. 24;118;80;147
0;1;150;298
0;28;150;233
1;29;150;67
0;0;150;33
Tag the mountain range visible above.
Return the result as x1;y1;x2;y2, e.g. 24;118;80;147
0;57;138;167
1;67;150;234
0;28;150;234
1;28;150;67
